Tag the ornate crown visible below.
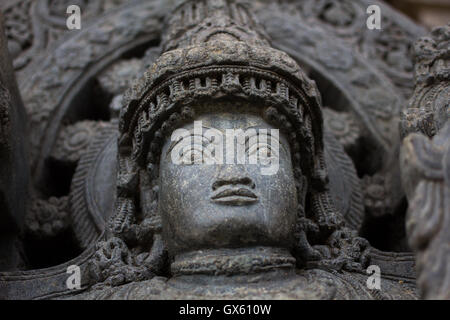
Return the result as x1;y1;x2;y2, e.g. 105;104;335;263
118;0;326;189
112;0;339;241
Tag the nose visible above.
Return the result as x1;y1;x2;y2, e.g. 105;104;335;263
212;166;256;191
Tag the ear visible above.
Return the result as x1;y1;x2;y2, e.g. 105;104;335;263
296;174;308;212
139;169;159;220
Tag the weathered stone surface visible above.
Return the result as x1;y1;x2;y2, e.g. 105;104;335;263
401;23;450;300
401;124;450;300
0;10;29;271
77;0;418;300
0;0;446;300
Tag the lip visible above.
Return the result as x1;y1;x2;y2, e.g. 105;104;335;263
211;186;258;205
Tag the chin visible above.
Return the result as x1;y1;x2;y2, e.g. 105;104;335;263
170;218;293;254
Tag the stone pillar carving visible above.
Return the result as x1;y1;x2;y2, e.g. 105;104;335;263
400;23;449;300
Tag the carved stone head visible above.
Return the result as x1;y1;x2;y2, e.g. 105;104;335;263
158;102;299;256
110;0;339;268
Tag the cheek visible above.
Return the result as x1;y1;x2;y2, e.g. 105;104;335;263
256;159;298;221
160;164;216;205
263;170;297;207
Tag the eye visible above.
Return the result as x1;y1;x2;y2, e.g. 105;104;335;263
247;142;279;164
202;144;221;164
178;143;221;165
169;134;217;165
180;145;204;165
247;142;278;157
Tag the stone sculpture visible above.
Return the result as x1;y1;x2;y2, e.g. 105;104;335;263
400;23;449;300
0;0;447;300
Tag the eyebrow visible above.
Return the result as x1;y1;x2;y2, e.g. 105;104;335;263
165;125;289;157
165;126;214;158
242;125;289;154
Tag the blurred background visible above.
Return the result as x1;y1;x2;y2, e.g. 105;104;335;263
386;0;450;29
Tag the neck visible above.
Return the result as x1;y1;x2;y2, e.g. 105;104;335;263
170;246;296;277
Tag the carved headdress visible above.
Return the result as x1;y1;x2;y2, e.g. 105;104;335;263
110;0;347;272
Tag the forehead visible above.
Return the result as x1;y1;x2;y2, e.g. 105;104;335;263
181;112;274;131
160;102;292;157
174;100;277;131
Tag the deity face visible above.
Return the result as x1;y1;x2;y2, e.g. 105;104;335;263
158;103;298;257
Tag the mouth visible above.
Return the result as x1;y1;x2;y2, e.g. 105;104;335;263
211;186;258;205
